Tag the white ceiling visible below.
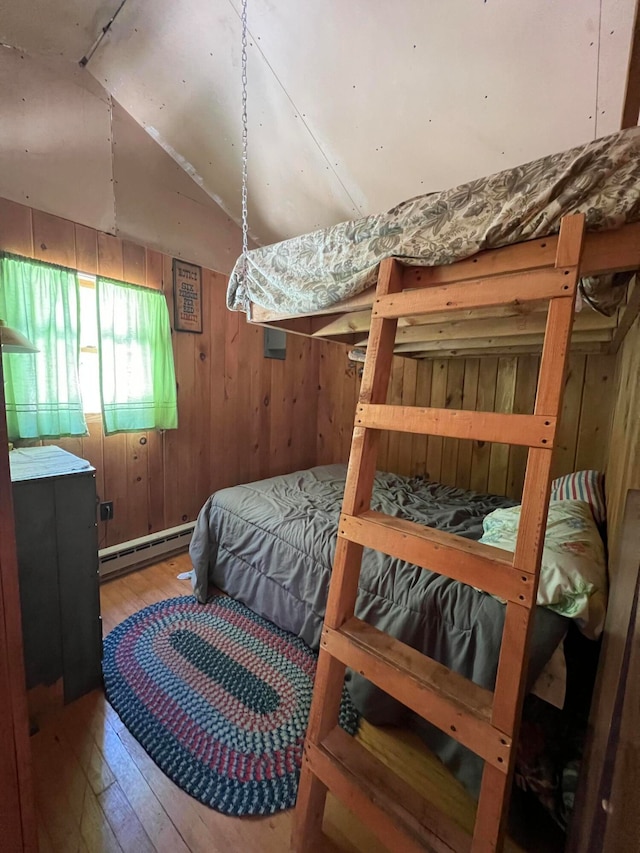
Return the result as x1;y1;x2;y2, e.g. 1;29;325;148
1;0;638;247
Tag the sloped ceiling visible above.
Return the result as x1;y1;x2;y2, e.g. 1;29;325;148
1;0;638;248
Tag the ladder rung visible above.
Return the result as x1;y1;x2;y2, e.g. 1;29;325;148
339;510;533;604
372;267;575;318
322;617;512;769
356;403;556;448
307;726;472;853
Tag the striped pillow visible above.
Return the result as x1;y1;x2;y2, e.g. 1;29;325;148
550;470;606;526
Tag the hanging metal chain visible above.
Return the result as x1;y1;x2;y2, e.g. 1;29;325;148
240;0;249;286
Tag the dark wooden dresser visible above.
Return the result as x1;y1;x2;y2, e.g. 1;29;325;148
10;446;102;709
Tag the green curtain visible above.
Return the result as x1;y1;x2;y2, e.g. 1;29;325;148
97;277;178;435
0;254;87;439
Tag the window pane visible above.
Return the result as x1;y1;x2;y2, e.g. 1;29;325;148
79;284;98;349
79;351;101;414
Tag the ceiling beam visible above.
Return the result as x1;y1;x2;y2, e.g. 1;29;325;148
621;0;640;128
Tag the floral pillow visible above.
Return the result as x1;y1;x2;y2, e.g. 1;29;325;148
479;500;608;639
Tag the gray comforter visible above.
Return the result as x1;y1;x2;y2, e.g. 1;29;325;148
189;465;567;793
228;128;640;317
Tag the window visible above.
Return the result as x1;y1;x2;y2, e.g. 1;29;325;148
0;254;178;439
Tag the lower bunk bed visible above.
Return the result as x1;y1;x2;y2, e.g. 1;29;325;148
189;464;608;830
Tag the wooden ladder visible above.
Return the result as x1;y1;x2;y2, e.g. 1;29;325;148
292;213;586;853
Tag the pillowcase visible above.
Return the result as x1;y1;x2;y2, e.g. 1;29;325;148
479;500;608;639
550;470;606;527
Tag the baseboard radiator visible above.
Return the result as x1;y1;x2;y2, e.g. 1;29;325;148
98;522;195;580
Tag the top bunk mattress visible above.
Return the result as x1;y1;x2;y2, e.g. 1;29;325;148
228;127;640;317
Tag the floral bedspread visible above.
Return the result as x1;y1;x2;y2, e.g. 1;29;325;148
228;128;640;317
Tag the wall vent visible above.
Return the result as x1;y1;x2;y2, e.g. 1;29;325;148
98;522;195;580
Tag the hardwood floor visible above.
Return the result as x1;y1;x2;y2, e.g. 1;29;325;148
31;554;556;852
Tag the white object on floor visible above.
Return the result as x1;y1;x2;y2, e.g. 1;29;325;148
177;571;192;580
531;640;567;709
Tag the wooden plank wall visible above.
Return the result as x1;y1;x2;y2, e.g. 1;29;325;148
0;197;323;547
317;342;615;500
606;313;640;549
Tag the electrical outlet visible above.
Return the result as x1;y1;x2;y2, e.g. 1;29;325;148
99;501;114;522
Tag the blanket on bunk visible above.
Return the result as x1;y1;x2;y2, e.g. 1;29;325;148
228;128;640;316
189;465;568;795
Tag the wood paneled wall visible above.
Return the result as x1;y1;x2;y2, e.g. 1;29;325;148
1;195;623;544
0;197;325;547
317;342;615;500
606;312;640;550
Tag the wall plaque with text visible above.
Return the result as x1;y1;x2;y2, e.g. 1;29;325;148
173;259;203;333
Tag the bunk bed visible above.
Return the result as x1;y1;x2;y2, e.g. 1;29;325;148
228;127;640;359
201;129;640;852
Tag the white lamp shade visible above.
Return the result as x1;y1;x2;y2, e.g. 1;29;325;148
0;320;38;353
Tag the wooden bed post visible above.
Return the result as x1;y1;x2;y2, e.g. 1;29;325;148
293;214;585;853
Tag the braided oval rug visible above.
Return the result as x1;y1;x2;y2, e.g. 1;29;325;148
102;595;359;816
